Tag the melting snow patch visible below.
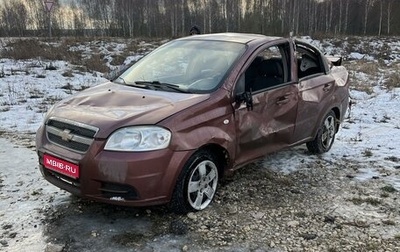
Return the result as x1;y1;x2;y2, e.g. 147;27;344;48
349;52;366;60
354;168;381;181
110;197;125;201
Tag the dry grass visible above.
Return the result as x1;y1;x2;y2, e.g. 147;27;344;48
1;39;44;60
381;185;397;193
62;70;74;77
110;54;127;66
126;41;140;52
362;149;373;157
386;73;400;89
349;76;374;95
345;54;400;92
385;65;400;90
0;38;121;74
84;54;109;73
345;59;381;75
349;60;400;91
359;62;379;75
1;39;81;63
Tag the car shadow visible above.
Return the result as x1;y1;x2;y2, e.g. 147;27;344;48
42;196;191;252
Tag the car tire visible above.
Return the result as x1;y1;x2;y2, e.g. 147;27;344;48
170;150;219;214
306;110;337;154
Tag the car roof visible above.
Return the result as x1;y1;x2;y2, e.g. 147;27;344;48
178;32;283;44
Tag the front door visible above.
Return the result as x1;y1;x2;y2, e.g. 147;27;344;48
233;42;299;166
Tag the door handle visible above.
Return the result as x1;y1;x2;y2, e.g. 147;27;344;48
276;97;289;105
276;92;292;105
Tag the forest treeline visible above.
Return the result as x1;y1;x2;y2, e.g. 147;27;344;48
1;0;399;38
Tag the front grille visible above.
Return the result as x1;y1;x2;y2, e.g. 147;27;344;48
48;120;96;138
46;118;98;153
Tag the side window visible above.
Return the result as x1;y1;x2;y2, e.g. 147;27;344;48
296;45;325;79
244;44;289;92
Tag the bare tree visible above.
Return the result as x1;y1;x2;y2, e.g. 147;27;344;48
363;0;373;35
387;0;393;34
378;0;383;36
338;0;343;33
3;0;400;38
24;0;47;34
1;0;28;36
344;0;350;34
280;0;286;34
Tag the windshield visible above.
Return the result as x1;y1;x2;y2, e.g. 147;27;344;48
116;40;246;93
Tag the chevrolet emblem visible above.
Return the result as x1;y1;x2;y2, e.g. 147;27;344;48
60;129;73;142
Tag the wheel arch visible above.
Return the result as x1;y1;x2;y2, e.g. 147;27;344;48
196;143;230;179
169;143;229;213
306;108;337;154
331;106;341;133
311;106;340;140
170;143;229;201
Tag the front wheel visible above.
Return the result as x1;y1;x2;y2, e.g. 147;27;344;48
170;150;219;214
307;110;337;154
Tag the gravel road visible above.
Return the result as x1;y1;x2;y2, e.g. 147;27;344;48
1;133;400;252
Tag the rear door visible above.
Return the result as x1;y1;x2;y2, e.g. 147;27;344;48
233;41;299;166
292;42;336;143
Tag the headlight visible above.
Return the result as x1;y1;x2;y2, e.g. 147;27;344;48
104;126;171;152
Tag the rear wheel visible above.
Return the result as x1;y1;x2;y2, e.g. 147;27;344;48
307;110;337;154
170;150;219;214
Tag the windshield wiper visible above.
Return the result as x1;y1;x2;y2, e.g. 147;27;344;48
134;81;188;93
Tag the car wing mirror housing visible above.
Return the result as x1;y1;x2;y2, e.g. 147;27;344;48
234;74;253;110
235;90;253;111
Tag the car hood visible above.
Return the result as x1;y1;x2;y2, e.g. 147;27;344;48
48;82;209;138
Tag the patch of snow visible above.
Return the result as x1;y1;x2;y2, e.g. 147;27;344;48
110;197;125;201
349;52;367;60
0;138;68;251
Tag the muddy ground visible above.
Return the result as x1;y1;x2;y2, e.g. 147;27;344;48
1;134;400;252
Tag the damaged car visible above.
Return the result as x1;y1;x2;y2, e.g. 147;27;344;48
35;33;350;213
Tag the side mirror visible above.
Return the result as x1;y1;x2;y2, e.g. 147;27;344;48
234;74;253;110
235;90;253;111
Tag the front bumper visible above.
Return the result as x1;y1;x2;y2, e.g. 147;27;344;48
36;125;193;207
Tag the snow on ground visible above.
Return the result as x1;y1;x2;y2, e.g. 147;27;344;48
0;36;400;250
0;58;107;133
263;86;400;188
0;138;68;251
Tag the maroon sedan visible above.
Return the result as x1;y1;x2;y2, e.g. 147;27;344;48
36;33;349;213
